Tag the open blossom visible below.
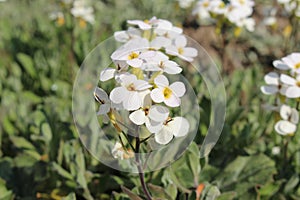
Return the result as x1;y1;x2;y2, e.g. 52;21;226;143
143;51;182;74
275;105;299;135
166;35;198;62
260;72;287;95
109;74;151;111
177;0;195;8
70;0;95;25
151;75;186;107
155;117;190;145
278;53;300;74
114;27;142;43
280;74;300;98
129;93;169;133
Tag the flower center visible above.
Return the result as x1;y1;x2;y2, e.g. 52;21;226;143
159;61;165;69
295;62;300;69
127;83;136;91
178;47;184;55
203;2;209;7
144;107;150;116
297;81;300;87
219;2;225;8
163;87;172;99
57;16;65;26
239;0;245;5
128;52;139;60
79;18;87;28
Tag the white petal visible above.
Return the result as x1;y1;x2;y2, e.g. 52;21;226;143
150;88;164;103
154;75;169;87
148;105;169;122
110;87;127;104
260;85;278;95
164;94;181;107
123;91;142;111
129;109;146;125
286;86;300;98
168;117;190;137
280;104;292;120
182;47;198;57
100;68;116;81
273;60;289;70
291;108;299;124
175;35;187;47
134;80;152;90
163;61;182;74
97;104;110;115
150;37;172;49
140;91;152;107
170;82;186;97
114;31;129;42
264;72;279;85
120;74;137;86
165;45;179;56
127;59;143;68
94;87;109;102
280;74;296;85
146;118;163;133
275;120;297;135
155;126;174;145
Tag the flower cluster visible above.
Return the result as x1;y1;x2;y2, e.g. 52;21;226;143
95;17;196;156
49;0;94;28
277;0;300;18
261;53;300;135
192;0;255;32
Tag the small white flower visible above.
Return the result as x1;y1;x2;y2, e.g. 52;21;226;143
192;0;212;22
70;0;95;24
114;27;142;43
109;74;152;111
260;72;286;95
280;74;300;98
127;17;158;30
274;53;300;74
166;35;198;62
210;0;227;15
100;61;128;82
129;93;169;133
155;117;190;145
143;51;182;74
274;104;299;135
272;146;281;155
177;0;195;9
150;75;186;107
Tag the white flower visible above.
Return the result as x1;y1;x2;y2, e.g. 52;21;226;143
272;146;281;155
209;0;227;15
280;74;300;98
112;142;134;159
129;93;169;133
127;17;158;30
143;51;182;74
177;0;195;9
155;117;190;145
111;38;152;68
100;61;128;82
192;0;212;22
70;0;95;24
273;53;300;74
94;87;111;115
260;72;286;95
150;75;186;107
274;104;299;135
166;35;198;62
109;74;151;111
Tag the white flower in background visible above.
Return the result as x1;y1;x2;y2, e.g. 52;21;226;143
151;75;186;107
272;146;281;155
112;142;134;159
155;117;190;145
143;51;182;74
261;72;287;95
166;35;198;62
49;11;65;26
70;0;95;25
280;53;300;74
192;0;212;22
114;27;142;43
177;0;195;8
275;104;299;135
109;74;152;111
277;0;300;17
129;93;169;133
263;7;277;26
127;17;158;30
210;0;227;15
280;74;300;98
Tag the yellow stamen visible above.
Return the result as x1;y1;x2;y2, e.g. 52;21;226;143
295;62;300;69
163;87;172;99
56;16;65;26
297;81;300;87
178;47;184;55
79;18;87;28
128;52;139;60
203;2;209;7
127;83;136;91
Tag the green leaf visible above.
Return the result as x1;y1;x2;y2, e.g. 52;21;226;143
121;186;143;200
148;184;172;200
216;192;237;200
259;181;282;197
62;193;76;200
284;174;299;194
16;53;37;78
51;162;74;180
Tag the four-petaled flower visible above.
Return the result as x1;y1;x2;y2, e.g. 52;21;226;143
151;75;186;107
275;105;299;136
